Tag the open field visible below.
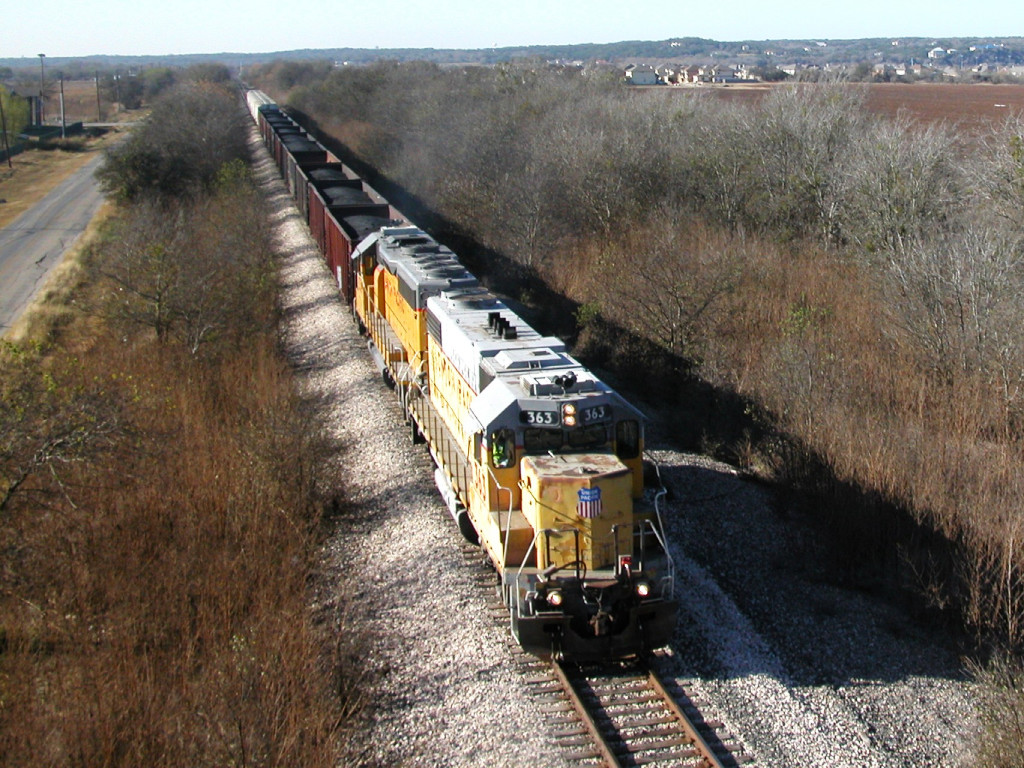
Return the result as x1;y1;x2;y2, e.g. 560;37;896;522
696;81;1024;130
40;77;115;124
865;82;1024;129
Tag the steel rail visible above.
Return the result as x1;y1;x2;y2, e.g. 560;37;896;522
553;660;623;768
644;663;726;768
553;658;731;768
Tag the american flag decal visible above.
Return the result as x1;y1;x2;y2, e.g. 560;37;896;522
577;487;602;519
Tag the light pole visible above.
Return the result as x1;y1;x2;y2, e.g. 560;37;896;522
37;53;45;125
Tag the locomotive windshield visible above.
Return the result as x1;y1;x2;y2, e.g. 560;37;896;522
524;428;563;452
523;424;609;453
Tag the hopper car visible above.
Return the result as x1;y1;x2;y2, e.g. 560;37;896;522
246;89;676;660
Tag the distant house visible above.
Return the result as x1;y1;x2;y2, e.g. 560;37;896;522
656;64;681;84
927;47;947;59
710;66;748;84
682;65;702;83
624;64;658;85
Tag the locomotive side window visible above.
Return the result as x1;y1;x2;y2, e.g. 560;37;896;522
615;419;640;460
490;428;515;469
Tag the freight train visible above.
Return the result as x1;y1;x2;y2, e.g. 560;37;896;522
246;89;676;660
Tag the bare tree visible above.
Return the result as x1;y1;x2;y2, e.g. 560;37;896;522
839;116;963;258
884;223;1024;395
0;343;125;514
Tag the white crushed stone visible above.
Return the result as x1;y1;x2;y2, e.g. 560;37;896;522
251;134;561;768
252;125;980;768
648;445;979;767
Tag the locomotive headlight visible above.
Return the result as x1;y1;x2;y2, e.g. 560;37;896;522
635;581;651;598
562;403;577;426
547;590;564;607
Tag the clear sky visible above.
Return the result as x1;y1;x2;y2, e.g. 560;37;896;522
8;0;1024;58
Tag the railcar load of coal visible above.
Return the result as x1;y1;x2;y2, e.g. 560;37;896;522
247;89;677;662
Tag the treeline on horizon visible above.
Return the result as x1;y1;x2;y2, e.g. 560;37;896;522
4;34;1024;73
250;59;1024;662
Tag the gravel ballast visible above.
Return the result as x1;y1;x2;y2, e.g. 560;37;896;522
254;127;979;767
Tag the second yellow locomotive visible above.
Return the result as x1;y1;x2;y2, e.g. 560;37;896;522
352;226;676;660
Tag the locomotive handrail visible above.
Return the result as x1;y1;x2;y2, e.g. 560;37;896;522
402;355;429;417
643;452;675;599
542;527;583;580
511;530;542;627
644;450;671;539
481;461;515;567
483;460;515;516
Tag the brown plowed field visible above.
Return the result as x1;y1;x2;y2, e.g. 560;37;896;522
688;81;1024;132
865;82;1024;130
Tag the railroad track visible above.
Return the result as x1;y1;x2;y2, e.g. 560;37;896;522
448;510;751;767
527;657;751;767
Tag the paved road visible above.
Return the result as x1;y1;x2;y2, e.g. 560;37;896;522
0;152;107;335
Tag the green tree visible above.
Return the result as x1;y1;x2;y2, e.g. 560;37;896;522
851;61;874;81
100;71;144;110
97;82;248;202
0;86;29;146
142;67;177;101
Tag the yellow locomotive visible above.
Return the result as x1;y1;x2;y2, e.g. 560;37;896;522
352;226;676;659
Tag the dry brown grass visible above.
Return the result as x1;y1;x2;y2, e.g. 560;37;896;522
0;179;357;766
699;82;1024;133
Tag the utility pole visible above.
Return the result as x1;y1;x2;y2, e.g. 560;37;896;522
37;53;45;125
59;72;65;138
0;92;12;168
95;70;102;121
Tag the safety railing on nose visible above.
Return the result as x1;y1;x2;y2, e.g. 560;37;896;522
481;461;515;567
509;526;582;629
611;520;675;601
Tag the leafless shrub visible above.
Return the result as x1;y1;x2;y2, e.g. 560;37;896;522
971;653;1024;767
90;173;276;354
882;223;1024;394
1;166;355;765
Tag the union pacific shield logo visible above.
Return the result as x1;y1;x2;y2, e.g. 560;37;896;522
577;487;602;519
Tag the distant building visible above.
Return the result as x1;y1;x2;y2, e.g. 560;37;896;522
624;64;658;85
656;64;681;84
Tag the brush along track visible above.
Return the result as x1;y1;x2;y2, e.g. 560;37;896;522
531;658;751;767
